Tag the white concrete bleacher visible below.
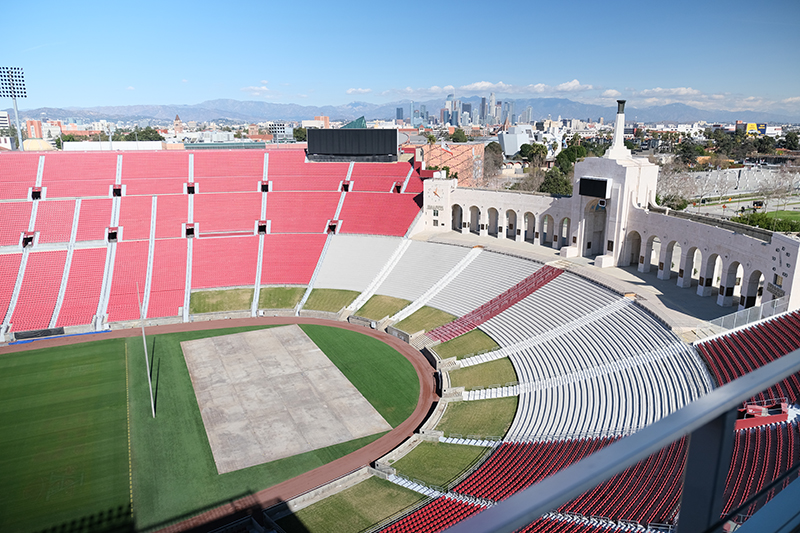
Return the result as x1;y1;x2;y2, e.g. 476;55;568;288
371;241;471;302
313;234;403;293
426;252;541;318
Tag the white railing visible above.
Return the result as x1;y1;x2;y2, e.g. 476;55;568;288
709;296;788;330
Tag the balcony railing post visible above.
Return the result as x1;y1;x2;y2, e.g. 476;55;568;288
676;408;737;533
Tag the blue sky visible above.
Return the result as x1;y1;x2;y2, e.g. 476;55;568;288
5;0;800;114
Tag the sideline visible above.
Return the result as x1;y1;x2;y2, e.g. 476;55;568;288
0;317;439;533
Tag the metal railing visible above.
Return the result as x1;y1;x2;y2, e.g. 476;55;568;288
709;296;788;330
443;349;800;533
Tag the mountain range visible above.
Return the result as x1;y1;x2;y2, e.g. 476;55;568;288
5;97;799;125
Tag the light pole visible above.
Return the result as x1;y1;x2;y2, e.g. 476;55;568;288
0;67;27;152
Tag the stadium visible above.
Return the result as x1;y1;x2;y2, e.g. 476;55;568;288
1;109;800;533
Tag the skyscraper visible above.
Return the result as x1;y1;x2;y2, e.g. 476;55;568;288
480;97;487;124
396;107;403;120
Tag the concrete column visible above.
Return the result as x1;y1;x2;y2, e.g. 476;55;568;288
697;258;716;297
551;232;561;250
676;251;694;288
657;245;671;280
638;252;651;273
479;210;488;237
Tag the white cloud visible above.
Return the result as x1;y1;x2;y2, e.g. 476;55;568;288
241;85;272;97
346;87;372;95
182;79;188;83
783;96;800;104
126;86;135;91
555;79;593;92
638;87;701;97
601;89;621;98
260;80;269;85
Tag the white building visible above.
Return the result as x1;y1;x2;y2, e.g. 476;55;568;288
417;100;800;311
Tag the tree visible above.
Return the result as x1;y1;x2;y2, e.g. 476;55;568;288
450;129;468;143
655;160;693;210
756;135;776;154
539;167;572;196
426;134;436;145
483;141;504;188
519;143;548;167
124;126;164;142
785;131;799;151
675;140;705;166
293;127;307;142
511;167;546;192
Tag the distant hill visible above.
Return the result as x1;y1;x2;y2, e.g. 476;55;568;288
5;97;799;125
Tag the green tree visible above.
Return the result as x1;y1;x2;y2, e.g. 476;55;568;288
519;143;548;167
785;131;799;151
293;127;307;142
426;133;436;145
756;135;776;154
124;126;165;142
539;167;572;195
450;129;468;143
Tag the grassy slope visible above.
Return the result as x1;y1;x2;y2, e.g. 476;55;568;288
0;339;129;533
278;476;423;533
258;286;305;309
299;324;419;428
190;289;253;313
435;397;518;438
130;324;419;531
449;358;517;390
394;306;456;334
391;442;489;488
303;288;360;312
356;295;410;320
435;329;499;360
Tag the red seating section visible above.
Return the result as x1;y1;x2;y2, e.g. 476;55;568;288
380;497;484;533
266;192;340;233
0;152;39;199
559;437;687;524
455;438;617;503
41;153;117;198
75;199;112;242
118;196;153;241
1;149;422;328
107;241;149;322
515;518;616;533
0;202;31;246
722;420;800;518
338;192;421;237
56;248;105;327
0;254;22;319
35;200;76;244
10;251;67;332
194;193;262;234
429;265;563;342
350;162;413;192
261;234;327;285
148;240;186;319
696;310;800;403
193;237;258;289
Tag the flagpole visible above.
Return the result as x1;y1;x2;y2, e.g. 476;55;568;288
137;282;156;418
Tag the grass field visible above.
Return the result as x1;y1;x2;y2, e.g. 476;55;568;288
435;330;499;360
448;358;517;390
277;476;424;533
436;398;518;438
303;288;360;312
1;323;421;533
765;209;800;221
394;307;456;334
258;286;305;309
391;442;489;488
190;288;254;313
0;338;130;533
356;295;410;320
127;324;420;530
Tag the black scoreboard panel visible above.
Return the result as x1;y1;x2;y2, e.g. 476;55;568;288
308;129;398;156
579;177;608;198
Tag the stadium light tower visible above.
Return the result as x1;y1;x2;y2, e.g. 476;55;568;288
0;67;27;152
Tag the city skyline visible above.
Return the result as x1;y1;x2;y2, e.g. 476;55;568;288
5;0;800;115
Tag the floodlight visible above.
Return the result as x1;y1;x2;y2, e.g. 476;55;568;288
0;67;27;151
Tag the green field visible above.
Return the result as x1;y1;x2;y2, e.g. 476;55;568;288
435;330;499;360
394;307;456;334
356;295;410;320
277;476;424;533
0;339;130;533
304;288;360;312
258;286;305;309
449;358;517;390
391;442;489;488
190;288;254;313
1;323;420;533
436;398;518;438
